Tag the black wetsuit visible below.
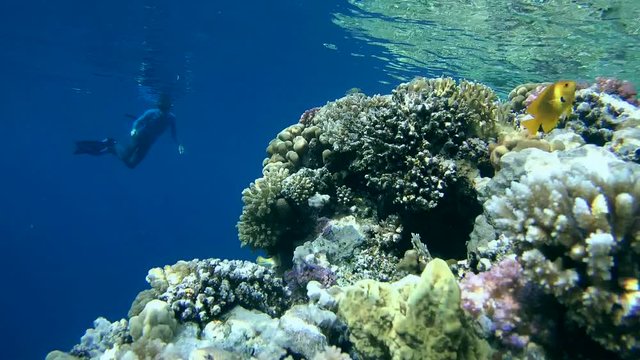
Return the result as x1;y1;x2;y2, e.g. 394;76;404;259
74;108;178;168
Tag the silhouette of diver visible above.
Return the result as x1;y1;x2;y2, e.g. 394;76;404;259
74;94;184;168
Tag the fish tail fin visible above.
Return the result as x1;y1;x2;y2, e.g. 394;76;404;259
521;117;540;135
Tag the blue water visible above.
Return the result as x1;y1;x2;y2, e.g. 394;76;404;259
0;1;399;358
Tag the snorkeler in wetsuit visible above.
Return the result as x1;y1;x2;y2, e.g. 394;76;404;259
74;95;184;168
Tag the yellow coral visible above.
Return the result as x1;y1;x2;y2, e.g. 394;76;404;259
336;259;491;359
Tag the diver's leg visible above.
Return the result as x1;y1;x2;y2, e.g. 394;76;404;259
113;142;133;161
122;145;150;168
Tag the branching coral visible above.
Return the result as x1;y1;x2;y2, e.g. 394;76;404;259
144;259;291;324
484;145;640;357
237;166;290;250
311;77;500;214
239;160;334;252
282;168;331;207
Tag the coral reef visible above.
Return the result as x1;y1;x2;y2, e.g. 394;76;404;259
237;166;292;250
203;304;347;359
285;260;337;294
238;77;509;261
292;215;404;287
50;301;347;360
67;318;129;359
483;145;640;357
51;77;640;360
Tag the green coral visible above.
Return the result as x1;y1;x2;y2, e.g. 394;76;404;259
485;145;640;357
335;258;491;359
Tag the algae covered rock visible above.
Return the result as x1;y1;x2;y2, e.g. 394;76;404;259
335;258;491;359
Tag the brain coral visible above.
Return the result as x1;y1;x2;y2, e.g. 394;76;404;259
484;145;640;358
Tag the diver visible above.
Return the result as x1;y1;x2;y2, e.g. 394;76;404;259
74;94;184;168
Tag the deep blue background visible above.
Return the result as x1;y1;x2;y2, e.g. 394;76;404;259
0;0;399;358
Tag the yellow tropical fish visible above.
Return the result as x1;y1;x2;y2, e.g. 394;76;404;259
522;80;576;135
256;255;277;268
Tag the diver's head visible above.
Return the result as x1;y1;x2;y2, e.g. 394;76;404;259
157;94;172;112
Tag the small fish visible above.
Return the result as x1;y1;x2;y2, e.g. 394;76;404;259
522;80;576;135
256;256;277;268
323;42;338;50
345;87;363;95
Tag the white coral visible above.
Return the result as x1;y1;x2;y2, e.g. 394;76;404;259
484;145;640;356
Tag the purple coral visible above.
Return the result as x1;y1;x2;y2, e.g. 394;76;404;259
595;77;638;105
285;261;337;293
299;107;321;125
460;258;554;351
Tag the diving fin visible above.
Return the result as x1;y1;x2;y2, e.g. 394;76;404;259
74;138;116;156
